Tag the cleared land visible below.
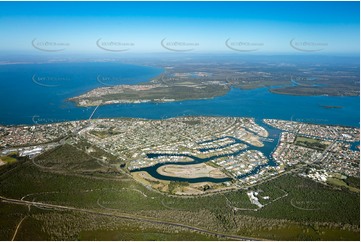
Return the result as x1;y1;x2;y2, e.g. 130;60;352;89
294;136;330;151
157;163;228;179
0;155;17;164
132;171;231;195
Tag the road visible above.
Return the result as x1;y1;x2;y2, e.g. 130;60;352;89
89;104;100;120
0;195;258;241
11;216;26;241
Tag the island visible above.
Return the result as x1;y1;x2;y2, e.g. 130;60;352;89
69;59;360;107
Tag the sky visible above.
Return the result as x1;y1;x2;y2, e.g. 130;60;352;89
0;1;359;55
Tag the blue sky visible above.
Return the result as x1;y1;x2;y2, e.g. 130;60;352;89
0;1;359;55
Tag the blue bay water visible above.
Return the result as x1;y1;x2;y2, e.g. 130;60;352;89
96;88;360;127
0;62;162;125
0;62;359;128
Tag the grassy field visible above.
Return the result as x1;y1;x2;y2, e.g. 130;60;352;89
0;144;359;240
294;136;329;151
327;177;360;193
0;155;17;164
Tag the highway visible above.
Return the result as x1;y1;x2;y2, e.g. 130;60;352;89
0;195;258;241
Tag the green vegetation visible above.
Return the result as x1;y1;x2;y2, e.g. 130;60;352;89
205;161;221;168
249;175;359;225
79;226;217;241
168;181;190;194
34;143;120;177
35;144;104;171
345;176;360;189
295;136;329;151
89;128;120;139
94;85;229;103
71;80;231;107
70;59;360;109
327;177;348;187
0;155;17;163
270;84;359;97
329;172;347;180
182;120;202;125
0;152;19;164
327;177;359;193
76;139;118;163
0;143;359;240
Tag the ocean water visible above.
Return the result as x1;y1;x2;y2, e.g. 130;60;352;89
95;87;360;127
1;62;359;183
0;62;162;125
0;62;359;128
